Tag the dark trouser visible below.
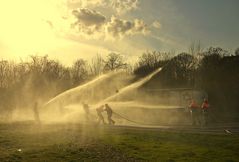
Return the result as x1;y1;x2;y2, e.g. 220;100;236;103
202;109;209;125
107;113;115;125
97;113;105;124
191;109;201;125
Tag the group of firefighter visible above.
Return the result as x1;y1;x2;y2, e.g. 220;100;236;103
33;98;210;126
82;103;115;125
188;98;210;126
82;98;210;126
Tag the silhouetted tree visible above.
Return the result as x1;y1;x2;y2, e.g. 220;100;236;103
1;47;239;121
134;51;170;76
235;48;239;56
188;41;203;56
89;54;104;76
104;53;127;71
72;59;88;85
161;53;197;87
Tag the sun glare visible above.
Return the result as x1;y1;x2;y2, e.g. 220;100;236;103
0;0;68;57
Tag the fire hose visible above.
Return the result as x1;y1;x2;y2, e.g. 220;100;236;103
113;111;159;126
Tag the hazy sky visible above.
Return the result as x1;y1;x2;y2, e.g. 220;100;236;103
0;0;238;65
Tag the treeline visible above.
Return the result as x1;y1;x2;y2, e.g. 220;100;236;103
0;46;239;118
0;53;128;115
135;47;239;116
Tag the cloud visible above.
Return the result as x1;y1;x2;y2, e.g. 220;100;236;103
71;8;149;39
68;0;139;14
71;8;106;37
152;20;161;29
110;0;139;14
67;0;106;8
106;16;148;39
72;8;106;26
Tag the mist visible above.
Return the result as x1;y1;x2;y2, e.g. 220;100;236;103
1;47;239;126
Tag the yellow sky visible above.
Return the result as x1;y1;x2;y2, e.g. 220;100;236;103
1;0;238;65
0;0;110;65
0;0;59;49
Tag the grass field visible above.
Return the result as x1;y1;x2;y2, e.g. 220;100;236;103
0;122;239;162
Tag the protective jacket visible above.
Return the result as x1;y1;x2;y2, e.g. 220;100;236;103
201;101;209;110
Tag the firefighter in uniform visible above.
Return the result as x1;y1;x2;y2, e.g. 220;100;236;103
96;105;105;124
104;104;115;125
189;99;201;125
201;98;210;125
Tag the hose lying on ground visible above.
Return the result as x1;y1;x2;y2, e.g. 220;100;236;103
113;111;159;126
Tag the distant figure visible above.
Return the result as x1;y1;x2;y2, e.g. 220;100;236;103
201;98;210;125
104;104;115;125
189;99;200;126
116;89;119;93
82;103;90;121
96;105;105;124
33;102;41;124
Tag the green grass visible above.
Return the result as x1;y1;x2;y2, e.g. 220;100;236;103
0;123;239;162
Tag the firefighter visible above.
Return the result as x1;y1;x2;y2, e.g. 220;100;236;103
96;105;105;124
189;99;201;126
82;103;90;121
104;104;115;125
201;98;210;125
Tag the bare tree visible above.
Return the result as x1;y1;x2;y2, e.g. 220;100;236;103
235;48;239;56
164;53;198;86
189;41;203;56
89;54;104;76
71;59;88;85
138;51;169;68
104;53;127;71
134;51;170;76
